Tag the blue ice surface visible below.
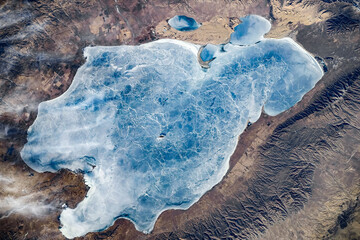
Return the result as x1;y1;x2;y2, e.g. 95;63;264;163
168;15;201;31
230;15;271;45
20;15;323;239
200;44;220;62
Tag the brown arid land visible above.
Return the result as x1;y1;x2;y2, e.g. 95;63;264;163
0;0;359;239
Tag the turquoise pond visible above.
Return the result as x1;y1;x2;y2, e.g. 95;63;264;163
20;15;323;238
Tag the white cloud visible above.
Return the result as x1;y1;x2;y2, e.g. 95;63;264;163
0;195;55;219
0;174;55;219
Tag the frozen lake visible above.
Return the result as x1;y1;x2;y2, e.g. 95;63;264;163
168;15;201;31
20;15;323;239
